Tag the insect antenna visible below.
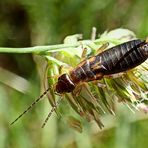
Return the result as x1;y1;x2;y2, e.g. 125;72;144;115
10;87;51;125
41;96;63;128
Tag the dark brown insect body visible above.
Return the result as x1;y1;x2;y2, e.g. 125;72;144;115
11;39;148;127
56;39;148;94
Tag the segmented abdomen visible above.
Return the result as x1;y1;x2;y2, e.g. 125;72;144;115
70;39;148;84
100;39;148;75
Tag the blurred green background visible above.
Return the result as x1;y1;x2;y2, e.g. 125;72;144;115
0;0;148;148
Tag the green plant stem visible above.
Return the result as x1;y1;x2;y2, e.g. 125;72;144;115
0;43;80;54
0;38;122;54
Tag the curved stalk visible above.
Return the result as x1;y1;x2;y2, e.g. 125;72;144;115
0;43;80;54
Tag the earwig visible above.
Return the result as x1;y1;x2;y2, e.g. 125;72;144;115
10;39;148;127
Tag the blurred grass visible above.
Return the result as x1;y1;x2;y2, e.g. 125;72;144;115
0;0;148;148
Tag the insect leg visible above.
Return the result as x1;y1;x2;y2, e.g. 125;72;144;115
10;87;51;125
91;56;107;71
104;72;125;79
83;83;106;113
96;42;109;54
146;37;148;43
81;47;88;59
72;84;83;97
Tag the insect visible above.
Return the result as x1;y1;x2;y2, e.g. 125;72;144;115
10;38;148;128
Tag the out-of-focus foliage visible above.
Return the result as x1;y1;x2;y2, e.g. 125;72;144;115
0;0;148;148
